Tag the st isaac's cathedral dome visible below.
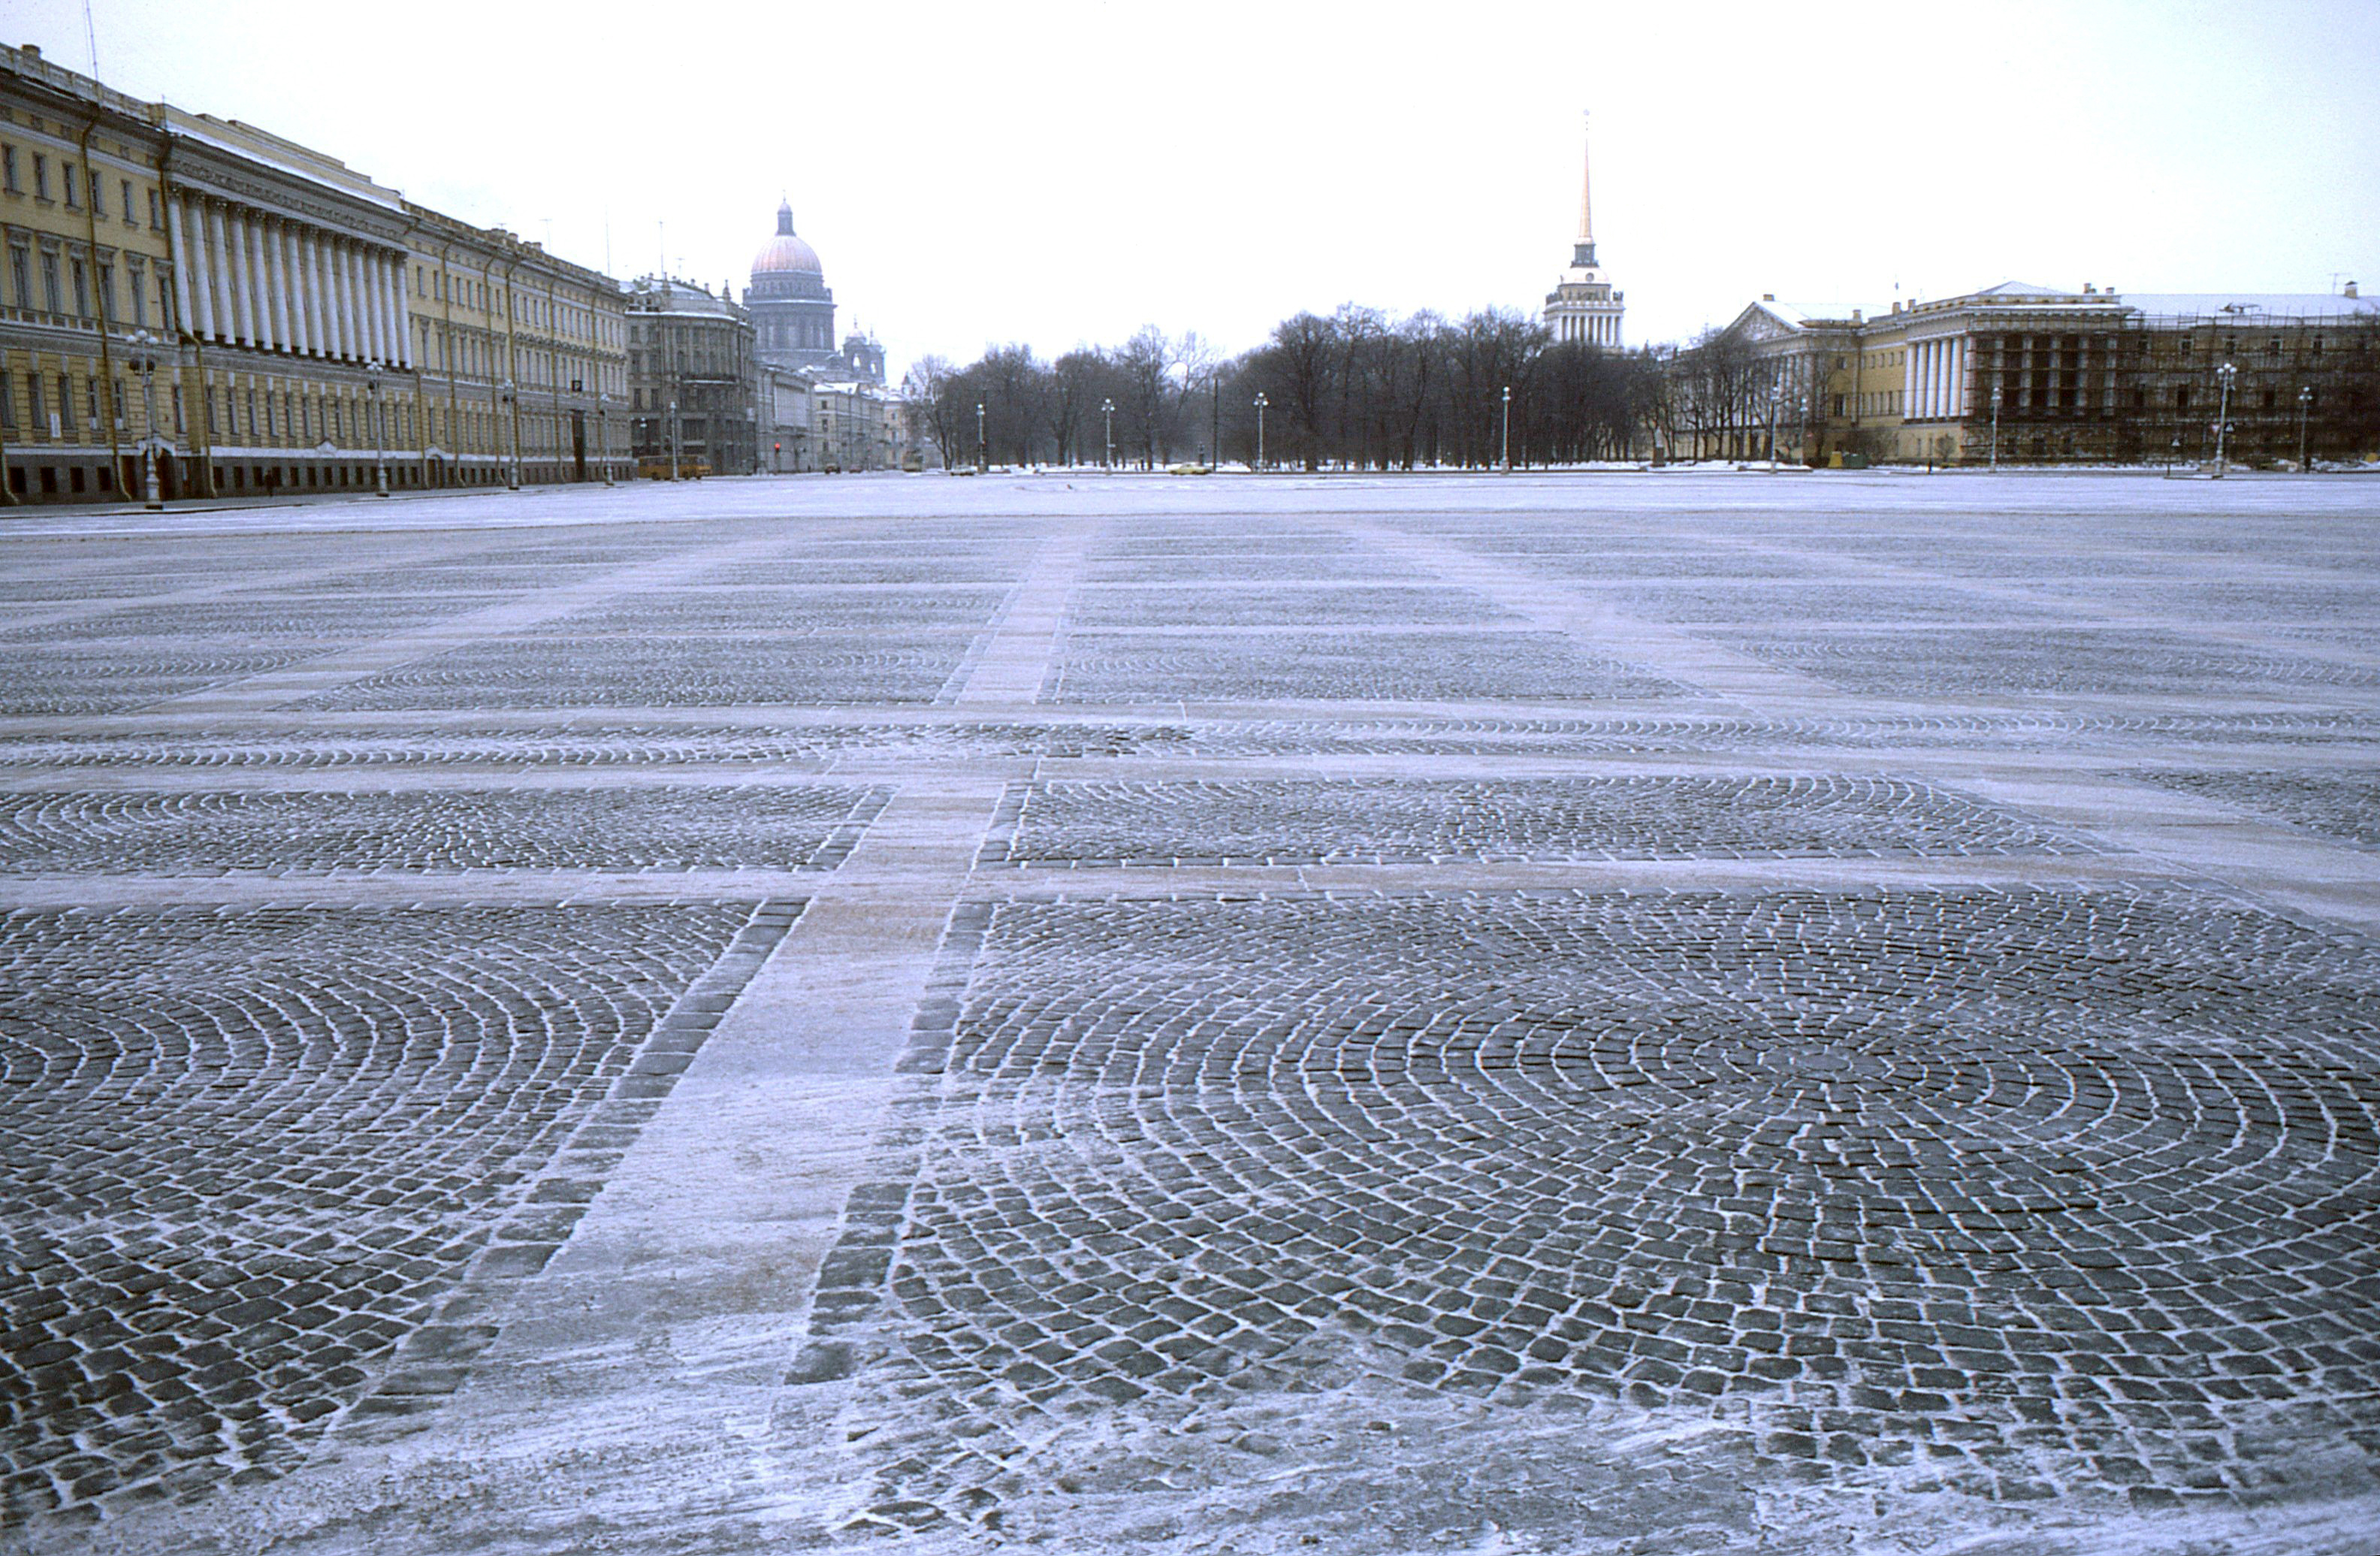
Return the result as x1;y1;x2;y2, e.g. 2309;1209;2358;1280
753;199;823;276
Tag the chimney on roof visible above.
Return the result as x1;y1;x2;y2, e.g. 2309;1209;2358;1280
2347;281;2360;298
1852;308;1862;323
21;44;40;58
2082;282;2095;294
1762;293;1774;302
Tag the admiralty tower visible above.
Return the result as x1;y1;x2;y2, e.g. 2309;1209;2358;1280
1542;112;1625;349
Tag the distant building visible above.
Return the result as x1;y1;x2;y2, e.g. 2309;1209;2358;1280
744;199;884;388
1542;113;1624;350
626;276;757;476
1677;281;2380;466
760;364;813;472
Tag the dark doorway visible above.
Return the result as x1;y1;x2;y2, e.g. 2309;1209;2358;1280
572;411;587;482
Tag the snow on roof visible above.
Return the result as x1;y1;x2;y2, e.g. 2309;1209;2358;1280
2117;292;2380;321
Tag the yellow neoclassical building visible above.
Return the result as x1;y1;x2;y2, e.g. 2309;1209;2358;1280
0;41;628;504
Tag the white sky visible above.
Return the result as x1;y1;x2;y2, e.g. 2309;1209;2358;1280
17;0;2378;376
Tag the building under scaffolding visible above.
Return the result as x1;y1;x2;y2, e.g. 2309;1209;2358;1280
1678;282;2380;467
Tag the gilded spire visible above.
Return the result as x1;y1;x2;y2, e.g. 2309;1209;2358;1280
1572;110;1598;270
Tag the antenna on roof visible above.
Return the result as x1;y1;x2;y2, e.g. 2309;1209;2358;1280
83;0;98;78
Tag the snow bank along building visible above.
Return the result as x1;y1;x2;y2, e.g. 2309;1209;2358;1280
1542;113;1623;349
1678;280;2379;466
0;41;630;504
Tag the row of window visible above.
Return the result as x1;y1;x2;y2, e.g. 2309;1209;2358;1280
5;243;171;329
409;261;619;349
0;141;163;231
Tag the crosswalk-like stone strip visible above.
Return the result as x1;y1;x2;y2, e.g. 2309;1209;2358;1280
282;778;1019;1537
1690;527;2380;677
1386;524;2380;937
146;530;850;714
1341;520;1855;709
0;528;542;637
956;520;1104;707
340;899;808;1437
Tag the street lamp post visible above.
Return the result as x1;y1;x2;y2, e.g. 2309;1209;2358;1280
1252;391;1267;471
1500;385;1512;473
367;361;389;498
501;379;521;489
1989;383;2003;470
125;330;166;511
1766;382;1783;472
666;395;680;481
599;398;613;486
975;400;986;474
2211;361;2237;478
1101;398;1115;469
2297;385;2314;473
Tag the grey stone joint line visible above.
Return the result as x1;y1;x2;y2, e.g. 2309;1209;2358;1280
340;897;808;1439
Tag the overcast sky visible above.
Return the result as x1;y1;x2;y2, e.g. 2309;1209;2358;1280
17;0;2377;376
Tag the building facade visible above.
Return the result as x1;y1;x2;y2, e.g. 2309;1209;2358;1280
761;364;813;472
626;276;758;476
406;208;630;488
1542;113;1624;349
1679;281;2380;467
0;41;628;504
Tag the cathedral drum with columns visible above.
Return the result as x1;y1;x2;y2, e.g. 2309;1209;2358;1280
1543;113;1624;349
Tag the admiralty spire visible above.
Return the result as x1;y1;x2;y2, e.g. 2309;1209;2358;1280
1543;112;1626;348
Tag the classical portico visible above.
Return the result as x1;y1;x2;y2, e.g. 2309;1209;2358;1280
167;190;410;367
1542;112;1625;349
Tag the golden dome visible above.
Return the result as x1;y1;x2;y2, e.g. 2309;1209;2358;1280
753;199;823;275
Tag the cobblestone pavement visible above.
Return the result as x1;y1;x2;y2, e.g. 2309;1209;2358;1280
805;888;2380;1533
0;900;790;1521
979;777;2101;866
0;786;888;876
1;473;2376;1556
2137;769;2380;848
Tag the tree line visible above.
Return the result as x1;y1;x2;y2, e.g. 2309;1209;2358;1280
902;306;1668;471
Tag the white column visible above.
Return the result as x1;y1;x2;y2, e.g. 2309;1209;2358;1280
240;216;264;349
1956;337;1970;416
359;252;382;363
367;252;388;364
1900;343;1915;418
313;234;340;358
228;209;260;346
263;220;291;352
313;237;336;358
1934;341;1947;419
306;231;330;357
282;225;310;356
167;195;201;338
250;219;281;351
394;255;415;369
335;241;361;361
348;246;373;363
204;202;235;343
378;254;402;367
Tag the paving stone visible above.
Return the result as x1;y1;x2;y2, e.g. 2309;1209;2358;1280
0;900;790;1520
811;886;2380;1527
982;776;2097;866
